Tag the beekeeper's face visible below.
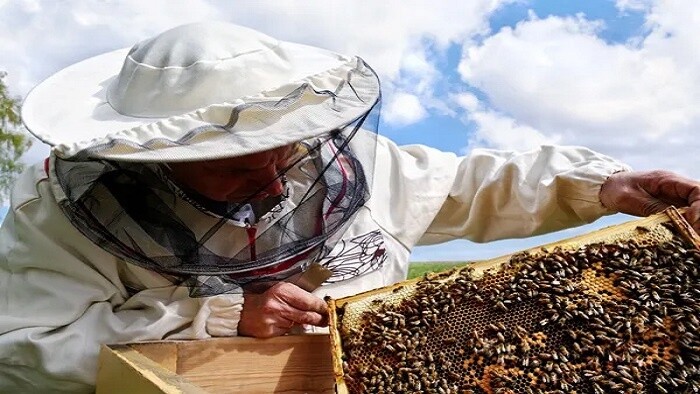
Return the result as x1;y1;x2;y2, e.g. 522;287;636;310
168;145;297;202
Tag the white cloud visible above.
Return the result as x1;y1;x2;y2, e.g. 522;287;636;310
382;44;452;125
458;2;700;178
468;108;561;151
615;0;653;13
394;48;438;98
383;92;428;126
453;92;481;112
453;92;560;151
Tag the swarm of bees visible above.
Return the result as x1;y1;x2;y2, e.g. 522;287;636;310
336;223;700;393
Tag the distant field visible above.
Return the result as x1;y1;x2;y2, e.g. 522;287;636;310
407;262;467;279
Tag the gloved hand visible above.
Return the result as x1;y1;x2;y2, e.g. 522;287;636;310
237;282;328;338
599;170;700;233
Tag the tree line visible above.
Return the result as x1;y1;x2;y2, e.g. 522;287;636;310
0;71;32;204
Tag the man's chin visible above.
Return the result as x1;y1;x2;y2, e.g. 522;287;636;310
249;193;269;201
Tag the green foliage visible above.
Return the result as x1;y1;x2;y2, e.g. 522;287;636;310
0;71;32;203
407;261;466;279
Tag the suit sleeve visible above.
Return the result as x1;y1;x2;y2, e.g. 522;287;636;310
369;138;631;248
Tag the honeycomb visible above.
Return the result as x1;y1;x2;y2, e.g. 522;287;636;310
327;208;700;394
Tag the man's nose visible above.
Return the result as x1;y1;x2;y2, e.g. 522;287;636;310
256;166;285;196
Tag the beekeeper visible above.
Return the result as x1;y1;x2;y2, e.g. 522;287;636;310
1;22;698;392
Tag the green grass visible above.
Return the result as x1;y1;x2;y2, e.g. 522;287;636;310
407;262;467;280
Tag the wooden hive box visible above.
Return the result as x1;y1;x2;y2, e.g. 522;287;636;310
96;334;335;393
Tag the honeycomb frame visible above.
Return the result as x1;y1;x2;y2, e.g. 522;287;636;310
327;207;700;394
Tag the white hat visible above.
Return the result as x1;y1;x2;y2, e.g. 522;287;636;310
22;22;380;162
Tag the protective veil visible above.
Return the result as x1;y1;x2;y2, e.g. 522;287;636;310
52;89;381;297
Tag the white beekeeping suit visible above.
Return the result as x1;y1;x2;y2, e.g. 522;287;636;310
0;22;629;392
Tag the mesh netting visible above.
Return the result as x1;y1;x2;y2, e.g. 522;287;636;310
331;212;700;393
52;97;381;296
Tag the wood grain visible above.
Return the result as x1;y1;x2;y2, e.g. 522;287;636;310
99;335;335;393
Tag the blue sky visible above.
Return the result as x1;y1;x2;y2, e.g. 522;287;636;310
1;0;698;261
384;0;650;152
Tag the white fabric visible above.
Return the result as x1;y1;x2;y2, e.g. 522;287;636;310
0;136;630;392
21;22;379;162
0;164;243;392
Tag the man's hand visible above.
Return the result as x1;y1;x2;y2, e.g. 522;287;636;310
237;282;328;338
599;170;700;232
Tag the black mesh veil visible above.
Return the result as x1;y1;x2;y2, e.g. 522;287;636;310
53;98;381;296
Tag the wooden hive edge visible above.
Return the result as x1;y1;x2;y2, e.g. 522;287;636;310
97;344;207;394
326;297;350;394
666;206;700;249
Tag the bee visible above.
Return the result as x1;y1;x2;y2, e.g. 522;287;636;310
444;337;457;346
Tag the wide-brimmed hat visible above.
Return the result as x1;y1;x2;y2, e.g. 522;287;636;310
22;22;380;162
